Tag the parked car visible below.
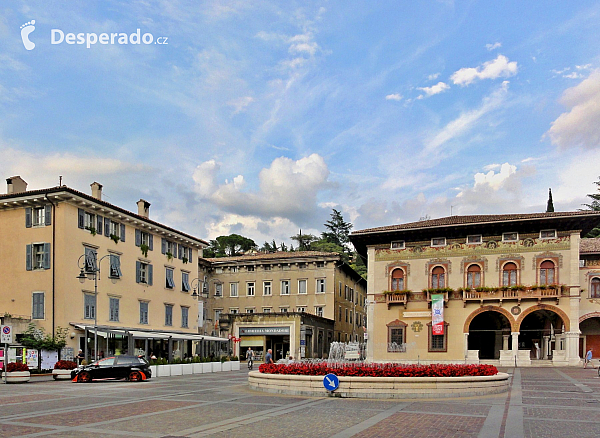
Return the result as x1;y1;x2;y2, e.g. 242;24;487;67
71;355;151;383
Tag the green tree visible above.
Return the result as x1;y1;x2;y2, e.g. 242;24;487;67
20;323;69;351
203;234;257;257
546;188;554;213
321;209;353;248
290;231;318;251
583;176;600;237
349;251;367;279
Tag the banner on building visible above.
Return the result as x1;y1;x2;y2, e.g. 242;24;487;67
198;301;204;328
431;294;444;335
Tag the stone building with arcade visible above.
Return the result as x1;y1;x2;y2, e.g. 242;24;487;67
350;211;600;366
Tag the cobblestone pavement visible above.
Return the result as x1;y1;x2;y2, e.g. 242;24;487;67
2;366;600;437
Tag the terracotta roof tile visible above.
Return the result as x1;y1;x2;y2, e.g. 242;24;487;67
581;238;600;254
204;251;341;263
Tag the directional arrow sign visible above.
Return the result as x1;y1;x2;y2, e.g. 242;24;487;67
323;373;339;391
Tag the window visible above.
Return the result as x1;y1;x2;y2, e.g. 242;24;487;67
591;278;600;298
109;254;122;279
502;262;518;287
502;232;518;242
350;310;353;325
140;230;152;247
229;308;238;314
165;304;173;326
315;306;324;317
466;264;481;288
182;272;191;292
431;237;446;247
230;283;238;297
388;322;407;352
391;269;404;291
27;243;51;271
297;306;306;313
282;264;290;270
298;263;307;269
247;282;255;296
84;211;95;229
181;307;189;328
279;307;288;313
231;266;238;273
345;285;349;300
281;280;290;295
540;229;557;239
84;247;97;273
247;265;255;272
166;240;176;255
263;265;271;271
139;302;149;324
84;294;96;319
316;261;325;268
32;292;44;319
428;323;448;352
214;309;222;321
26;206;51;228
339;306;342;321
263;307;272;313
109;221;121;239
32;207;45;226
245;308;255;314
215;283;223;297
467;235;482;244
316;279;326;293
431;266;446;288
109;297;119;322
215;268;223;274
539;260;555;285
136;261;153;285
391;241;405;249
298;279;307;294
263;281;272;296
345;308;349;323
165;268;175;289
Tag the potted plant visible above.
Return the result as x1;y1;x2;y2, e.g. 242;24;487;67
4;362;30;383
110;234;120;244
140;243;149;257
85;226;97;236
182;256;189;264
166;251;173;261
52;360;78;380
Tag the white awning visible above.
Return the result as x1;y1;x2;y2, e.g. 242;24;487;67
200;335;229;342
129;331;169;339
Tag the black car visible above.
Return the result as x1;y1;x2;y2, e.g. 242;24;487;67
71;355;151;382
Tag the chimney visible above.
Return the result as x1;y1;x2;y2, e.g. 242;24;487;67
6;176;27;194
137;199;150;218
90;182;103;200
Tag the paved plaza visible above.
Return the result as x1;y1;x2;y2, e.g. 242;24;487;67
1;367;600;438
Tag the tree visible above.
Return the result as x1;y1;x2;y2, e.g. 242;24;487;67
290;231;318;251
20;323;68;351
350;251;367;279
321;209;353;248
203;234;257;257
583;176;600;237
546;188;554;213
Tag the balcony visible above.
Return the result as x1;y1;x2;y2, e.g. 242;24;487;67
462;286;563;307
385;292;408;308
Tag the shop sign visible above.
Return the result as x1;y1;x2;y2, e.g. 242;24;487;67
431;294;444;335
239;327;290;336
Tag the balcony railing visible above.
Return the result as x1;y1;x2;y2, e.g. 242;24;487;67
385;293;408;308
462;287;561;306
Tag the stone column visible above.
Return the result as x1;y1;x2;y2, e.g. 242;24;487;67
542;335;550;359
565;332;581;366
503;335;510;351
464;333;469;358
567;231;581;365
511;332;519;352
366;246;376;363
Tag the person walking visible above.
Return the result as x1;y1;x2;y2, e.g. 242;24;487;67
585;348;593;368
265;348;274;364
246;348;254;370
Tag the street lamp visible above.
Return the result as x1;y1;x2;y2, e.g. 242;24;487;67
76;252;111;362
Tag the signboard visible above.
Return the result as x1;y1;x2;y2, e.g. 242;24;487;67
344;342;360;360
26;349;38;369
41;350;59;370
61;347;75;362
402;311;432;318
300;339;306;346
431;294;444;335
323;373;340;391
239;327;290;336
1;325;13;344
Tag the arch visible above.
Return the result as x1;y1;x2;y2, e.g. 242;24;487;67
539;260;556;285
591;277;600;298
466;264;482;288
516;304;570;332
501;262;518;287
463;306;517;333
390;268;405;291
431;266;446;288
580;312;600;323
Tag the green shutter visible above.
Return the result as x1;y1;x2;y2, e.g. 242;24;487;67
25;208;32;228
45;205;52;226
43;243;51;269
26;244;32;271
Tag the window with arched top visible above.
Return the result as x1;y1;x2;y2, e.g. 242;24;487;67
391;269;405;291
539;260;555;285
502;262;518;287
466;264;481;288
431;266;446;289
591;277;600;298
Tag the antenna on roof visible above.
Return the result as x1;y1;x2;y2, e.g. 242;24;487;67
59;176;63;186
451;205;454;216
419;215;431;221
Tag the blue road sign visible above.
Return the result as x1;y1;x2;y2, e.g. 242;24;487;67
323;373;339;391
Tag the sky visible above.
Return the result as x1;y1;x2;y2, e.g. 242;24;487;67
1;1;600;247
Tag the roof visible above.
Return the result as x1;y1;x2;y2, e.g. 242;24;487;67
350;211;600;257
204;251;341;263
0;185;208;246
581;238;600;254
352;211;600;235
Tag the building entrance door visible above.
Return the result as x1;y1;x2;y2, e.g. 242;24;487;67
468;310;511;360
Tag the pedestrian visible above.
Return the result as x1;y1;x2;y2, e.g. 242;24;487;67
246;348;254;370
585;348;593;368
76;349;84;365
265;348;274;364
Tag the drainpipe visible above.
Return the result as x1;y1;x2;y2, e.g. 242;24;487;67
45;193;56;337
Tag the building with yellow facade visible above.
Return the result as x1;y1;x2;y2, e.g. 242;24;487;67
350;211;600;366
0;176;222;362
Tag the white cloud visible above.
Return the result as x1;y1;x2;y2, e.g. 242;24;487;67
417;81;450;98
563;72;582;79
485;42;502;51
546;69;600;149
451;55;518;86
472;163;516;190
193;154;331;222
227;96;254;114
576;64;592;70
483;163;501;171
428;73;440;81
425;81;509;151
385;93;403;101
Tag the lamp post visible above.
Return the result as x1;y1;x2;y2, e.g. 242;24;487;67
76;252;111;363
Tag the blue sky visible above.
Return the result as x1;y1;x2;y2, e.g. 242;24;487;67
1;1;599;245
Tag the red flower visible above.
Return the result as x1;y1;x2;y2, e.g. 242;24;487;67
54;360;78;370
5;362;29;372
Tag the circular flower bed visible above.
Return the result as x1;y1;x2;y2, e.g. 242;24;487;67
258;363;498;377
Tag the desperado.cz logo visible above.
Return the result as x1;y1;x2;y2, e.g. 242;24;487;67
20;19;168;50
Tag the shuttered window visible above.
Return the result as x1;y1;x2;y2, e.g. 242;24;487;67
109;254;122;279
181;307;189;328
84;294;96;320
32;292;44;319
84;247;97;272
136;261;153;285
165;268;175;289
165;304;173;326
139;302;149;324
109;297;119;321
26;243;51;271
182;272;191;292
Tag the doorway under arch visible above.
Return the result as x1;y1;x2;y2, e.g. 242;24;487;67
468;311;512;359
518;309;564;360
579;315;600;359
